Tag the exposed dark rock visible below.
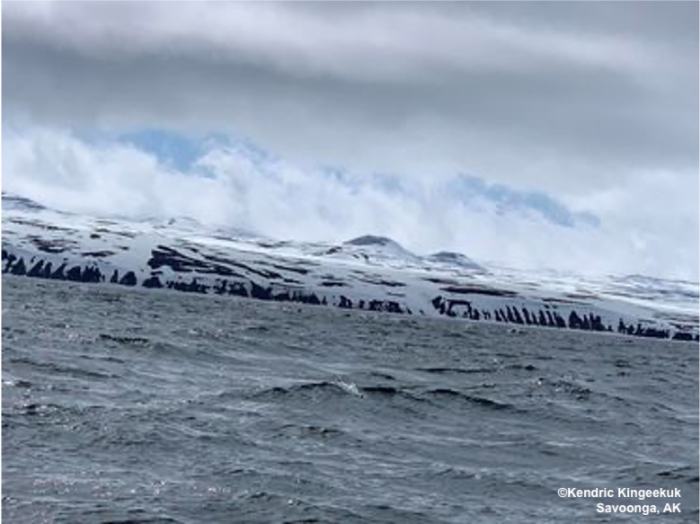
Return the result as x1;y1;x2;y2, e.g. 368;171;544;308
568;311;583;330
30;238;70;254
358;278;406;288
338;295;353;309
51;263;67;280
618;319;635;336
581;315;591;330
345;235;397;247
66;266;83;282
119;271;137;286
546;311;555;327
673;331;695;341
320;281;347;287
10;257;26;276
271;264;309;275
277;290;322;306
150;246;258;278
250;282;272;300
39;261;53;279
554;312;567;329
638;327;669;339
213;279;228;295
81;266;103;283
27;260;45;278
590;314;606;332
143;276;163;289
512;308;524;324
615;322;669;339
201;253;281;279
167;278;208;294
367;300;403;313
82;251;113;258
442;285;517;298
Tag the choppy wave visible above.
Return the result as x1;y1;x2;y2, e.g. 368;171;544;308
3;277;698;523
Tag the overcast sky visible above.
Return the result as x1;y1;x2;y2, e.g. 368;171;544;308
3;1;698;279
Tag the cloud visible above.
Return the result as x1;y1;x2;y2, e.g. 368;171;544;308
2;126;229;225
3;1;697;195
2;2;697;280
3;126;697;280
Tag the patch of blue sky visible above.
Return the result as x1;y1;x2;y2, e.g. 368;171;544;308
450;174;600;228
60;126;220;176
115;128;280;179
116;128;207;172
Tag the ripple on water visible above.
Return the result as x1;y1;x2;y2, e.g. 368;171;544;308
2;276;698;523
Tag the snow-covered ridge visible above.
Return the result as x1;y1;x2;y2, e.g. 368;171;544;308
2;193;698;341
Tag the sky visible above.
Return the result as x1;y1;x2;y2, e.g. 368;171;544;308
2;1;698;280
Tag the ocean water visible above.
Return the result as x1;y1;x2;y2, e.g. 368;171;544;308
2;276;698;523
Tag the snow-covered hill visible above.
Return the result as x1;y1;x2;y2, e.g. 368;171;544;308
2;193;698;341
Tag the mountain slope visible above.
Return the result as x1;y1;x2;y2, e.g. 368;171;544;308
2;193;698;341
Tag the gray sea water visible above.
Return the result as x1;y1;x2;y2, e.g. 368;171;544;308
2;276;698;523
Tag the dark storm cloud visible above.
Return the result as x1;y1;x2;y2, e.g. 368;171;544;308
3;1;697;192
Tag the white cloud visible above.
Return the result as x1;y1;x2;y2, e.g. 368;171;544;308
3;1;697;196
3;126;697;280
2;126;229;224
